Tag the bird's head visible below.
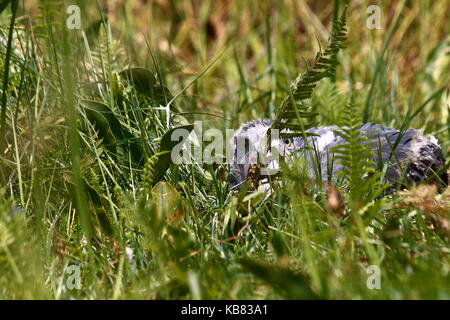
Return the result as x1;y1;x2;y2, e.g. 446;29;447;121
230;119;303;181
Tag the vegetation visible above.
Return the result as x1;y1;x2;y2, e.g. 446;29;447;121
0;0;449;299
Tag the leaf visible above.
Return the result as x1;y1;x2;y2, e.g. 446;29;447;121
142;151;168;189
149;124;194;186
0;0;12;15
222;197;238;234
270;232;289;257
119;67;173;105
80;100;117;153
151;181;184;223
80;100;145;166
160;124;195;152
119;67;156;93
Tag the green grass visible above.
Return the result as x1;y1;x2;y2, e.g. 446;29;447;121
0;0;449;299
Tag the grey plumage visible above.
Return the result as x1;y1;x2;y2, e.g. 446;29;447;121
229;120;448;191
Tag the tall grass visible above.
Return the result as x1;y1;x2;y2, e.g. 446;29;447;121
0;0;449;299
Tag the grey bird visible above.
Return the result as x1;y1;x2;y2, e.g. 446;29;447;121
229;120;448;191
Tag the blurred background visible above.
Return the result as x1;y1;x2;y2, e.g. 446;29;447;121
0;0;449;299
17;0;450;131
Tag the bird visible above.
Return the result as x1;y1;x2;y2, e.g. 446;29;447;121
229;119;448;192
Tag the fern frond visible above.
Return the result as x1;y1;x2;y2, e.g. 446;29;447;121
331;98;387;202
311;79;349;125
142;152;161;192
271;6;348;136
141;150;172;191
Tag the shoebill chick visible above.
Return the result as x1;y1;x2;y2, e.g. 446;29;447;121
229;120;448;191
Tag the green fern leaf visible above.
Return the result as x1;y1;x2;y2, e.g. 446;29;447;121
271;6;348;137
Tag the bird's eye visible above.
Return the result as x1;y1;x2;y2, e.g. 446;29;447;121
283;138;293;147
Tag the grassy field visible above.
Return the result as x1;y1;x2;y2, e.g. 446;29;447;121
0;0;449;299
